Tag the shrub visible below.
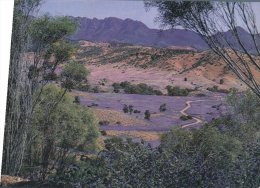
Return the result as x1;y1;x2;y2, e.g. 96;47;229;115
129;105;134;114
100;130;107;136
133;110;141;113
87;103;98;107
196;93;206;97
144;110;151;120
120;81;131;88
159;104;167;112
92;86;101;93
166;85;191;96
28;84;99;179
207;85;229;93
123;104;129;113
99;121;110;126
61;61;90;90
114;88;120;93
113;82;163;95
73;96;80;104
220;78;224;84
180;115;192;121
43;72;58;81
124;83;162;95
76;83;90;91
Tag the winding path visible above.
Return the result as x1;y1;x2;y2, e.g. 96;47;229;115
180;100;207;128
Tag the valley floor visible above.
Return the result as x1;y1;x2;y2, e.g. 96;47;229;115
74;91;227;147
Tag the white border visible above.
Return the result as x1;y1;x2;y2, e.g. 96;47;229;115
0;0;14;177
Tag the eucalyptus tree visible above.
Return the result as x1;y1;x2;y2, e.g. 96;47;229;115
2;0;80;175
2;0;42;175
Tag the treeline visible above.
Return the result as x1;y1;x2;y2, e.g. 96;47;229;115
112;81;193;96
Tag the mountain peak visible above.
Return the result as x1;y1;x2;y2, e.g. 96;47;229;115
69;17;254;52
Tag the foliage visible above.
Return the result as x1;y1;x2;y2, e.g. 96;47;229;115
73;96;80;104
113;82;163;95
159;103;167;112
144;110;151;120
180;115;192;121
48;91;260;187
61;61;89;90
26;84;99;179
30;15;77;49
52;121;259;187
76;46;103;59
166;85;192;96
207;85;229;93
123;104;129;113
99;121;110;126
122;104;135;114
2;0;42;175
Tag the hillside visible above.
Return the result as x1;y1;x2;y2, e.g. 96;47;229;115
71;41;260;93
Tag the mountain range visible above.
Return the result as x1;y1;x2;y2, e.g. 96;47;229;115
69;17;258;51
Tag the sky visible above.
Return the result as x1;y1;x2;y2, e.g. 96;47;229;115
38;0;260;30
38;0;161;29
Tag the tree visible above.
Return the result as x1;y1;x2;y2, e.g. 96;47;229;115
2;3;79;175
27;84;99;180
61;61;89;90
2;0;42;175
145;1;260;97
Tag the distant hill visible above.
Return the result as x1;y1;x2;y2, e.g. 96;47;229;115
69;17;259;52
73;41;260;92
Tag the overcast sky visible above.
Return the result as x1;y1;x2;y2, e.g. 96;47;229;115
38;0;260;30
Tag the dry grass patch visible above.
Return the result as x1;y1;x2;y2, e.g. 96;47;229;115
106;130;162;141
93;108;147;126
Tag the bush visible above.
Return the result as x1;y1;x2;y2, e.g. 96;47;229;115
159;104;167;112
43;72;58;81
196;93;206;97
99;121;110;126
144;110;151;120
133;110;141;114
28;84;99;179
87;103;99;107
112;82;163;95
100;130;107;136
61;61;90;90
129;105;134;114
92;86;101;93
207;85;229;93
73;96;80;104
123;104;129;113
180;115;192;121
120;81;131;88
166;85;192;96
76;83;90;91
